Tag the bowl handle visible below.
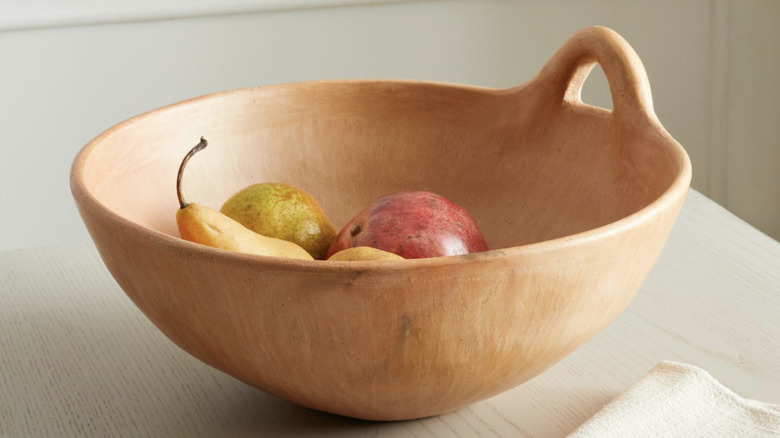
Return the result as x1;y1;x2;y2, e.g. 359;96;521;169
535;26;657;123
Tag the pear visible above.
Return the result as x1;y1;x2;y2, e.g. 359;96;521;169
175;137;313;261
327;246;404;262
220;183;337;260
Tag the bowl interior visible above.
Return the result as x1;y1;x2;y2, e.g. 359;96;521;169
78;80;683;252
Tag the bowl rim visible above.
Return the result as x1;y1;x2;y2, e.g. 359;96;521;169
70;78;692;273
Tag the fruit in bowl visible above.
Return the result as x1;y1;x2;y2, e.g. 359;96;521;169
220;181;337;261
175;137;314;260
327;246;404;261
70;26;691;421
175;137;485;262
327;191;489;259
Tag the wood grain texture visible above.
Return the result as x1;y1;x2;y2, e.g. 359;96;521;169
2;190;779;436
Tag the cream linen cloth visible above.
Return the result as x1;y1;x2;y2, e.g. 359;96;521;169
567;361;780;437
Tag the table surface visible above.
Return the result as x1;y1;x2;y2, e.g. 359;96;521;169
2;189;779;437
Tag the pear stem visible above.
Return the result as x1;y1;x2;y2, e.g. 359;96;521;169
176;136;208;209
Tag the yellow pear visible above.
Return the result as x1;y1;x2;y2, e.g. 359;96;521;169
175;137;313;261
176;204;313;260
221;183;337;260
327;246;404;261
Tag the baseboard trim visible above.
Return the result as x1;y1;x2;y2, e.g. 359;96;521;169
0;0;421;32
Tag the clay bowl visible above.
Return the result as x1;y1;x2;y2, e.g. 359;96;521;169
71;26;691;421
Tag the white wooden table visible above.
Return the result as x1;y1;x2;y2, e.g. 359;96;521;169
2;189;779;437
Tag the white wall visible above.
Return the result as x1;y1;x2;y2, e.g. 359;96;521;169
1;0;778;251
722;0;780;243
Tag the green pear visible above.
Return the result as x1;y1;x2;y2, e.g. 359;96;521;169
175;138;313;261
220;183;337;260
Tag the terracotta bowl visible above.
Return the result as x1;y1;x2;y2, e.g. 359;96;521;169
71;26;691;421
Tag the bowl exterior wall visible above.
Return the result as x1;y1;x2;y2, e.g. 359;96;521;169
74;183;686;420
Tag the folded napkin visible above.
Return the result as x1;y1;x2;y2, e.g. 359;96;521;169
567;361;780;437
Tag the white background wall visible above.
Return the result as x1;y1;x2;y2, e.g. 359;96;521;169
1;0;778;251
